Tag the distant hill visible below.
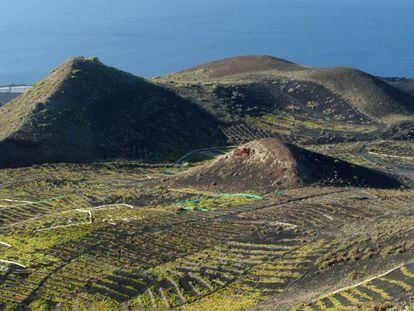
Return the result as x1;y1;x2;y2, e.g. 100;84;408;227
156;55;414;144
172;55;304;79
0;92;20;106
1;55;413;167
0;57;226;167
382;77;414;96
160;55;414;122
172;138;402;192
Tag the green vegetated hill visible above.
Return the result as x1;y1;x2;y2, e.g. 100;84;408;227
156;55;414;144
0;57;226;167
0;55;413;167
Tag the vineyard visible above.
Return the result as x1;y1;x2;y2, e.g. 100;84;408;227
0;140;413;310
0;157;414;310
293;263;414;310
220;122;273;144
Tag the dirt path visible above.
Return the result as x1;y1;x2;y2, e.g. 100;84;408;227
174;146;236;164
357;145;414;184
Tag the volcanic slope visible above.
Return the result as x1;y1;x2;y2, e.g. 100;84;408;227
156;55;414;144
383;77;414;97
0;57;226;167
173;138;402;192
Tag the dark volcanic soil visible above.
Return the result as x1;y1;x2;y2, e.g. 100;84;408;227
0;57;227;167
172;138;403;193
383;121;414;141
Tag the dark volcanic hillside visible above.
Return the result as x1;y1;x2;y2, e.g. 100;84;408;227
161;56;414;119
383;120;414;141
0;57;226;167
157;55;414;144
1;55;413;167
383;77;414;96
173;138;402;192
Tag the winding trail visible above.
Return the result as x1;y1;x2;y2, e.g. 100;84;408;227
357;145;414;184
34;209;93;232
174;146;236;164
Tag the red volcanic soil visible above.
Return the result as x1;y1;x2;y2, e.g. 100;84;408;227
173;138;402;193
179;55;303;78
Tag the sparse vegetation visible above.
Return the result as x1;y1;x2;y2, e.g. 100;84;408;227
0;56;413;310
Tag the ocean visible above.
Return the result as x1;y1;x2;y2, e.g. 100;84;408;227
1;0;413;85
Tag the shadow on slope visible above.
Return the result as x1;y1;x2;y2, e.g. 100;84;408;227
0;57;226;168
172;138;403;193
162;55;414;123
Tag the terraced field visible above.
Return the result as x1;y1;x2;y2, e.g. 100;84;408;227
293;263;414;310
307;140;414;187
0;142;413;310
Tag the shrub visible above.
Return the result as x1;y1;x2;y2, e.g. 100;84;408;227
87;56;101;63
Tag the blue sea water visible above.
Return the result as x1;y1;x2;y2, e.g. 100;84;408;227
0;0;413;85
